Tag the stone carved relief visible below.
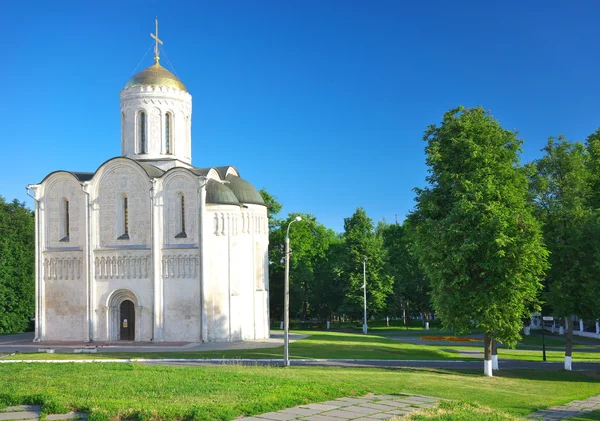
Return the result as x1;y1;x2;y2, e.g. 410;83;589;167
96;165;150;247
94;253;150;280
150;107;160;143
236;211;268;236
214;212;240;236
163;174;197;244
162;254;198;279
44;256;82;281
45;177;83;248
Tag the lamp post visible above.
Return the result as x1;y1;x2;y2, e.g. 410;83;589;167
361;257;368;334
284;216;302;367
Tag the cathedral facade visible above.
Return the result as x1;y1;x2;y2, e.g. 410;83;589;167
27;29;270;343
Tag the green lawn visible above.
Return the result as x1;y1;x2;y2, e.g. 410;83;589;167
1;364;600;421
567;411;600;420
5;330;600;362
405;401;523;420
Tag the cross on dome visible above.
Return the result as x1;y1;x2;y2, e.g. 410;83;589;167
151;17;163;63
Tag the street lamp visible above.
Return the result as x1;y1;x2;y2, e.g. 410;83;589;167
284;215;302;367
361;257;368;334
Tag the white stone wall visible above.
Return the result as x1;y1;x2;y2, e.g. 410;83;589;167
121;86;192;167
94;160;151;248
34;158;269;343
40;173;87;341
93;250;153;341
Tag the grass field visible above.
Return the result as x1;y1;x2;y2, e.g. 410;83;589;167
5;330;599;362
405;401;523;420
1;363;600;421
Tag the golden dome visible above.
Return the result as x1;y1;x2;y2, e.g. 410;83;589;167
124;62;187;92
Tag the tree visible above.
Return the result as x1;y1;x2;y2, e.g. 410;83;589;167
411;107;548;377
259;188;283;231
0;197;35;333
268;213;337;321
379;220;432;324
531;137;600;370
340;208;393;320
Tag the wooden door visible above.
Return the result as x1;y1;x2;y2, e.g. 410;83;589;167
119;300;135;341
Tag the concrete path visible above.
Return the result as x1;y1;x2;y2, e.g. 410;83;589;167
0;405;86;421
143;358;600;371
526;393;600;420
237;393;443;421
0;332;309;354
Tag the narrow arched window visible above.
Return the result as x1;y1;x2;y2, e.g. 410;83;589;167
175;193;187;238
118;195;129;240
60;198;69;242
165;113;172;154
138;111;147;154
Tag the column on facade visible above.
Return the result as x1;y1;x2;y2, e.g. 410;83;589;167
198;177;208;342
151;178;164;341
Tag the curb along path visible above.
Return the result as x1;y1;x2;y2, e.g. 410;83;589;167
526;394;600;420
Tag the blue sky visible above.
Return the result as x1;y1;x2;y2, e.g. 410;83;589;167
3;1;600;232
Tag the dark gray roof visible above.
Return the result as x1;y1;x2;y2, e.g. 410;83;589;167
206;179;240;205
189;167;212;177
38;159;265;207
225;174;265;205
138;162;165;178
71;172;95;182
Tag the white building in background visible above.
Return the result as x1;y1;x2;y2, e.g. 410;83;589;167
27;23;269;343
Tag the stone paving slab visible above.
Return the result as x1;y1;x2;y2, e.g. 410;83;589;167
0;407;41;413
526;393;600;420
0;412;39;421
238;393;442;421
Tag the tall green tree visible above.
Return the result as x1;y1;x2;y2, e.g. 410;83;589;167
379;221;432;324
259;188;283;231
411;107;548;377
0;197;35;333
340;208;393;320
531;137;600;370
268;213;337;321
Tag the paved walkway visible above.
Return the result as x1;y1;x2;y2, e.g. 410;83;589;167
0;405;86;421
237;393;443;421
0;332;309;354
526;394;600;420
3;394;600;420
0;395;440;421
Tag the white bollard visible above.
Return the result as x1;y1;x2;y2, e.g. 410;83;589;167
386;316;389;327
524;326;530;336
552;321;556;334
492;355;499;371
326;321;330;330
559;326;564;335
580;320;584;332
596;322;599;335
280;321;284;329
425;322;429;330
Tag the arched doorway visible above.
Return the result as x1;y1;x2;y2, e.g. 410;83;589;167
119;300;135;340
107;289;141;341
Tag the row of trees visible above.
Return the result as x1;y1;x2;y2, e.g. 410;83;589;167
0;197;35;334
265;106;600;376
262;191;432;325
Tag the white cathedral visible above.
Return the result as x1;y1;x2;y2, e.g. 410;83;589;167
27;23;270;343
